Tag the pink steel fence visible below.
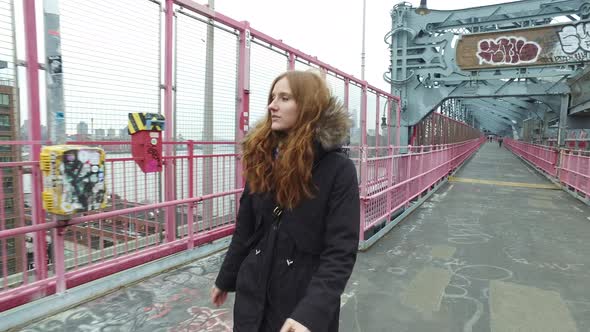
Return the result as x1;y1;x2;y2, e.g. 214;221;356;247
0;0;481;314
0;141;240;311
505;138;590;200
546;130;589;151
559;151;590;198
411;112;481;146
504;138;559;177
358;138;484;248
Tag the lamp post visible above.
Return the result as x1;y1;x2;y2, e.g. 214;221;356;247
380;99;393;148
380;115;388;146
415;0;431;15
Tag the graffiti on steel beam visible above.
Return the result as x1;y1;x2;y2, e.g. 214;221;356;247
477;37;541;65
558;22;590;55
457;22;590;69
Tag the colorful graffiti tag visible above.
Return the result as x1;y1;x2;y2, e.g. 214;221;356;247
477;37;541;65
558;22;590;54
456;21;590;69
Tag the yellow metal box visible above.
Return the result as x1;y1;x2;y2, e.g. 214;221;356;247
40;145;107;215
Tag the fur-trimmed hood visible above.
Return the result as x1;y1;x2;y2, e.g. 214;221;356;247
315;97;352;151
245;96;351;151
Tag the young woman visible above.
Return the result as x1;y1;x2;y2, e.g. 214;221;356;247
211;70;360;332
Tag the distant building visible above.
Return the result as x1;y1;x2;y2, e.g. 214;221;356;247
77;121;89;136
119;126;129;138
351;109;358;129
107;128;116;137
0;81;25;277
94;128;105;138
20;120;48;141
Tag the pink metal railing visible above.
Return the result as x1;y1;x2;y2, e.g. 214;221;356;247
546;130;589;151
504;139;559;177
0;141;241;311
411;112;481;146
359;138;484;242
505;138;590;199
559;151;590;197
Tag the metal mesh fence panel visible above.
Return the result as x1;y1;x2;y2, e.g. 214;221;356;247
249;40;287;126
367;91;377;149
176;12;239;226
0;0;27;283
349;82;362;145
325;73;345;104
60;0;160;141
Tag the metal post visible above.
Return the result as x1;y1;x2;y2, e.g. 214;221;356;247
396;100;401;150
386;98;393;218
236;22;251;190
387;98;392;147
557;94;569;147
24;0;48;281
361;83;368;147
164;0;176;241
361;0;366;80
187;140;194;248
159;1;167;208
358;82;368;245
405;146;412;208
203;0;215;226
43;0;65;144
344;78;351;150
53;221;65;293
359;145;367;243
344;78;349;112
419;146;424;193
288;52;295;70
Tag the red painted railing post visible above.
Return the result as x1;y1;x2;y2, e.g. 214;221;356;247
23;0;47;281
236;21;251;222
163;0;176;241
187;140;195;248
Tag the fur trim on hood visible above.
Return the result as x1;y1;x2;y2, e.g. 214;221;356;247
315;97;352;151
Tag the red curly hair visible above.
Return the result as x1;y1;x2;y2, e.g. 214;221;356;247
242;70;331;209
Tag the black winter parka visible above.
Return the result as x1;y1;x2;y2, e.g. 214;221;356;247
215;98;360;332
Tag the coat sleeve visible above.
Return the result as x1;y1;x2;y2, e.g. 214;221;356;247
214;183;255;292
290;159;360;331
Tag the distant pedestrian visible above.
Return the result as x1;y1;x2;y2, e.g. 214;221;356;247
498;137;503;148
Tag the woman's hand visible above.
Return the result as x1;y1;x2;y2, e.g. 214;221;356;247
280;318;310;332
210;286;228;307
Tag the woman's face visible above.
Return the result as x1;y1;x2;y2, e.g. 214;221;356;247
268;77;299;132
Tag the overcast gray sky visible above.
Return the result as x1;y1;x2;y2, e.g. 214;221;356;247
213;0;518;91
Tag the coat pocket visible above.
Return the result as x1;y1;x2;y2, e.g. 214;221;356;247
236;216;265;294
235;245;262;295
